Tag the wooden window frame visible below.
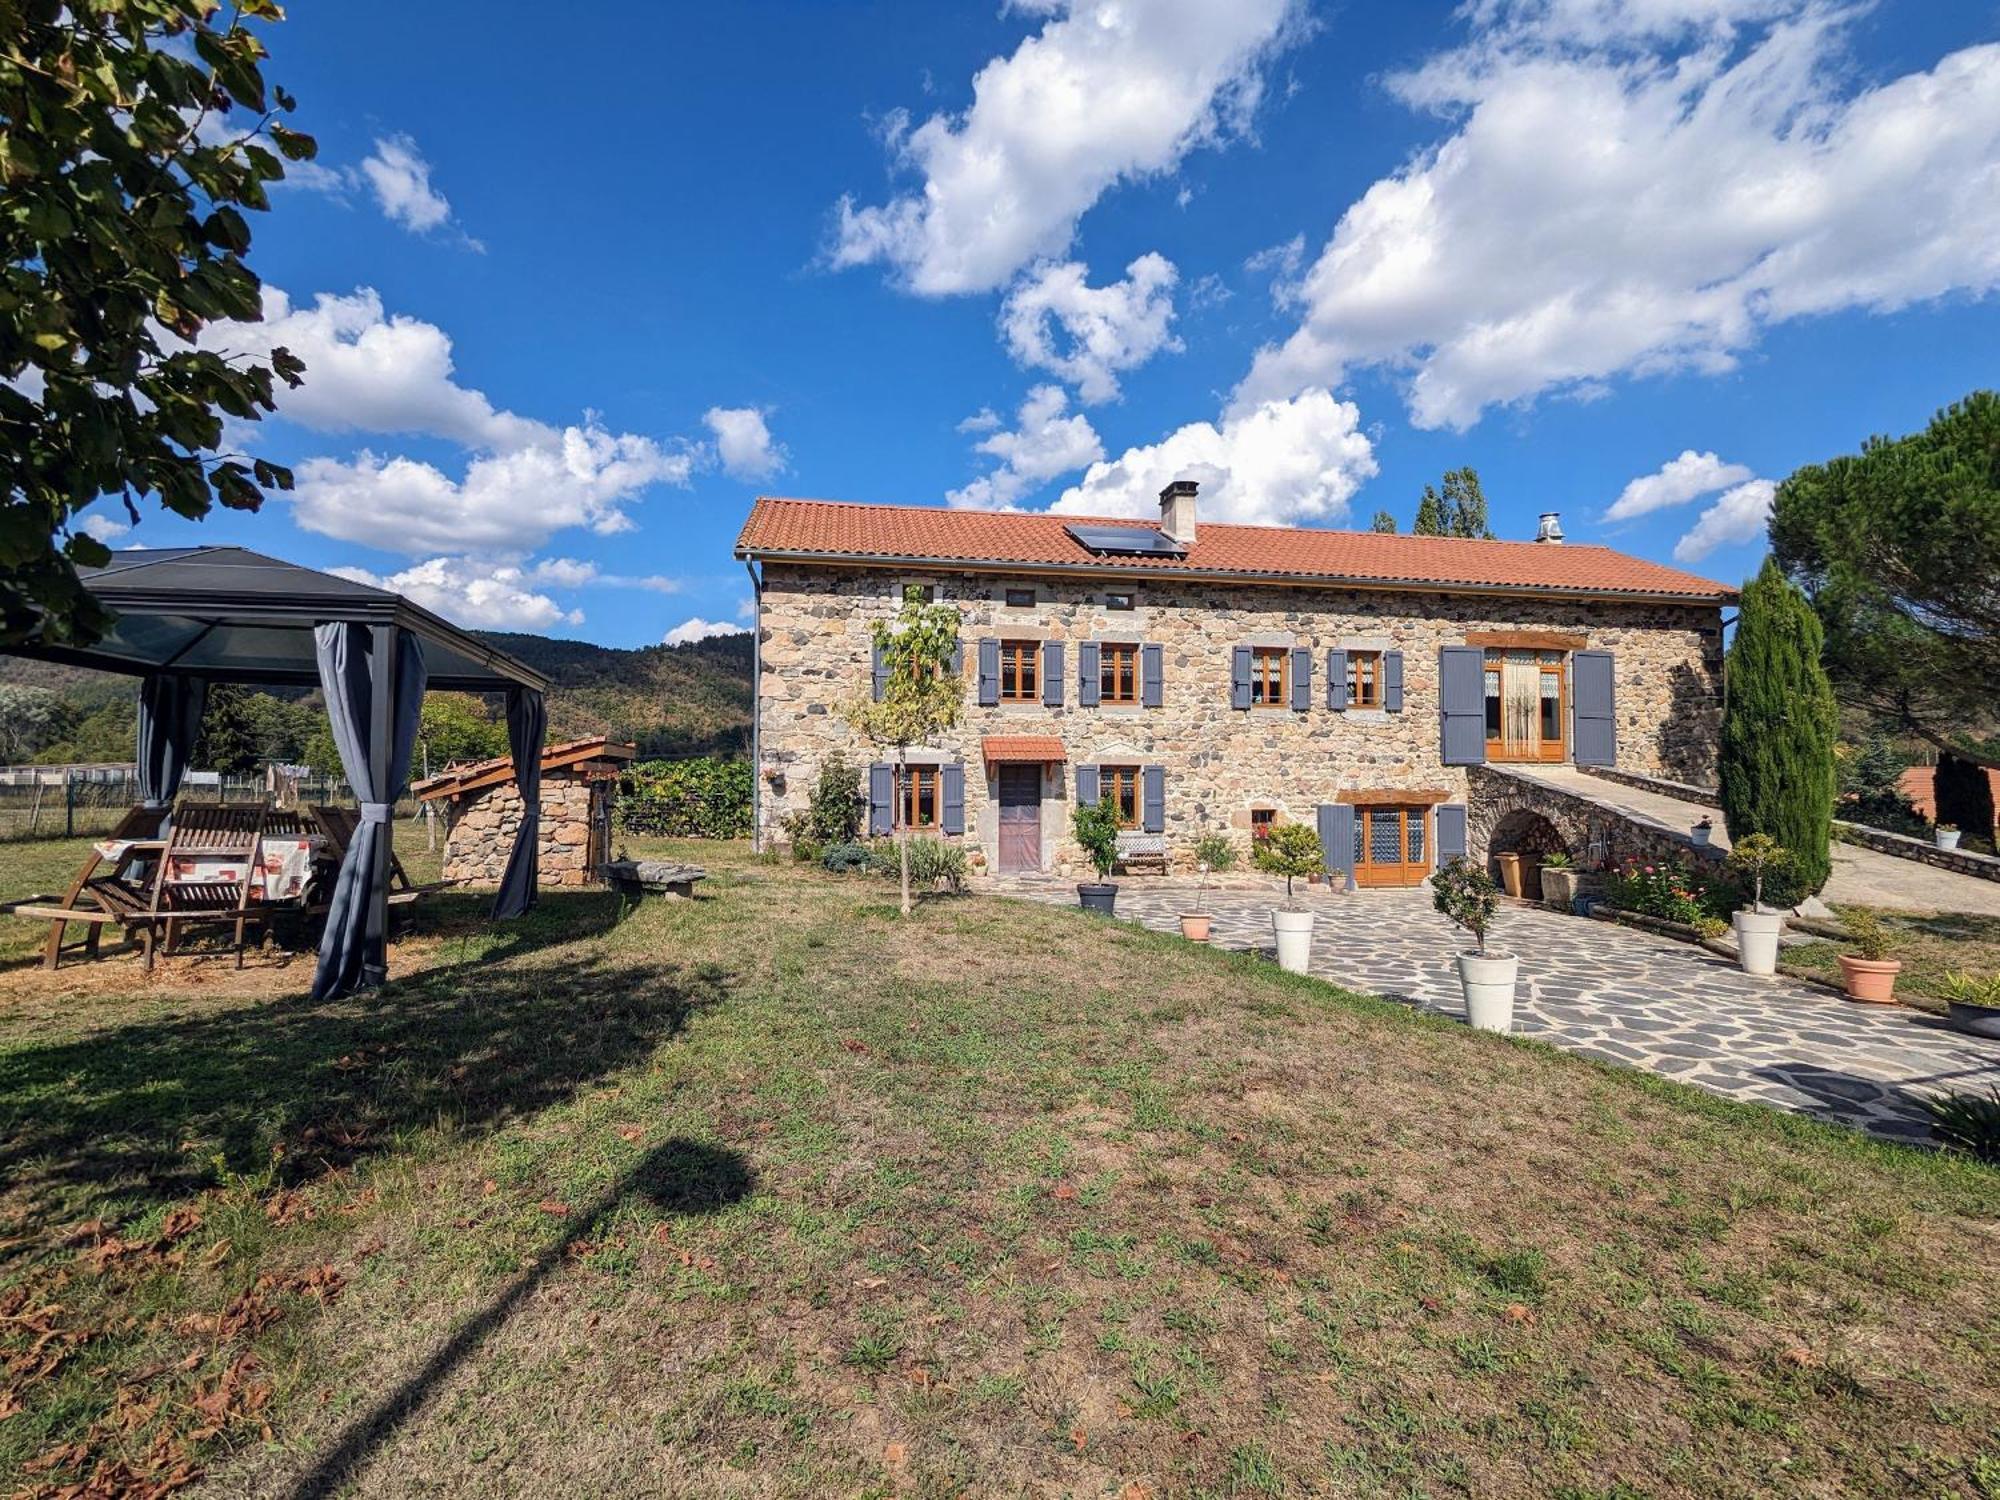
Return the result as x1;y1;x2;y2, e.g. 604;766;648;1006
1250;807;1277;842
1099;642;1140;705
1482;648;1568;763
897;765;941;831
1347;650;1383;709
1249;646;1289;708
998;639;1040;703
1100;765;1141;829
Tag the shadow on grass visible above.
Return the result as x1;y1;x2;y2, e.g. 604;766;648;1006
0;904;732;1241
284;1136;754;1500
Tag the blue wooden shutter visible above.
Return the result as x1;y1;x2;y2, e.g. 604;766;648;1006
1439;646;1487;765
868;762;894;835
870;643;888;702
1572;650;1617;766
976;638;1000;706
1142;765;1165;832
950;639;964;676
1076;764;1098;807
1078;641;1102;707
941;763;965;835
1231;646;1252;710
1290;648;1312;712
1141;643;1164;708
1436;803;1468;862
1384;650;1405;713
1043;641;1064;706
1326;650;1348;711
1318;804;1356;887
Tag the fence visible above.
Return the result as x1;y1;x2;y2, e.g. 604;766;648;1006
0;764;419;842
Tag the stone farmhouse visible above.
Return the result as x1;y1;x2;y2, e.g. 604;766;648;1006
735;484;1735;885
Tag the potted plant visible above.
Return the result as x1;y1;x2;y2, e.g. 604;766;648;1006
1180;860;1213;942
1072;794;1122;915
1433;857;1514;1031
1942;972;2000;1039
1727;833;1789;977
1835;910;1901;1004
1538;849;1580;910
1254;822;1323;974
1936;822;1962;851
1691;816;1714;848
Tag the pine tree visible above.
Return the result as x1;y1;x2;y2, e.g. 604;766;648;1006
1412;487;1447;535
1719;558;1838;896
1370;510;1397;534
1443;467;1495;539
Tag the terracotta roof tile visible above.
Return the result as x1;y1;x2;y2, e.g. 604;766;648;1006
981;735;1067;764
736;497;1734;602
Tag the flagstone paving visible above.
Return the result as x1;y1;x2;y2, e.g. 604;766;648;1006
993;878;2000;1143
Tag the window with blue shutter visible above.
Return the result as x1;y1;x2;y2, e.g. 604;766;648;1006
1142;765;1165;832
1572;650;1617;766
1141;643;1163;708
1043;641;1064;706
1326;650;1348;711
868;763;894;835
871;643;888;702
1435;803;1468;862
1318;804;1356;888
1076;764;1099;807
1230;646;1253;710
1078;641;1102;707
941;763;966;835
1290;648;1313;712
1384;650;1405;713
977;638;1000;707
1439;647;1487;765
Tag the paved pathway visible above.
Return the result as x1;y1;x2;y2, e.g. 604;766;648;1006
994;878;2000;1143
1513;764;2000;917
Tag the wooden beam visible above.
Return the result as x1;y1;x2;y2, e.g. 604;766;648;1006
1463;630;1588;651
1336;788;1453;806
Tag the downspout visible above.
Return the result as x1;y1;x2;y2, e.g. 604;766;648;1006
744;560;763;853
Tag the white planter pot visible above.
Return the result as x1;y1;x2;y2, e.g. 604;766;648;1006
1936;829;1962;851
1733;909;1784;976
1271;908;1315;974
1456;952;1519;1032
1690;826;1712;847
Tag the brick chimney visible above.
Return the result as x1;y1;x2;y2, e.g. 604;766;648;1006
1159;479;1198;546
1535;511;1565;544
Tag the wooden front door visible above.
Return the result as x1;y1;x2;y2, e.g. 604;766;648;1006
1354;805;1429;888
997;764;1043;873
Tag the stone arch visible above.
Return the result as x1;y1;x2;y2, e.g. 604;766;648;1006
1467;780;1601;869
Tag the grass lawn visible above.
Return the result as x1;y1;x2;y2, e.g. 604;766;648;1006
1;839;1997;1497
1783;908;2000;1014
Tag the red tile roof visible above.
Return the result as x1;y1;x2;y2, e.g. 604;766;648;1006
411;736;635;802
736;497;1734;603
981;735;1067;764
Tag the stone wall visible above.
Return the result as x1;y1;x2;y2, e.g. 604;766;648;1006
1468;765;1723;874
755;564;1724;874
1832;820;2000;884
440;773;605;888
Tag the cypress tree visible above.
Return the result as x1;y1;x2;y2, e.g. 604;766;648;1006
1370;510;1398;533
1934;752;1996;848
1413;487;1447;535
1719;558;1838;894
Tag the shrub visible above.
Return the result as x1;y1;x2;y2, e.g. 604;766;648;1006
821;842;870;874
1603;858;1707;926
872;835;967;893
800;753;866;847
1193;833;1237;872
1432;857;1500;955
618;757;752;838
1941;972;2000;1008
1540;849;1573;869
1935;753;1997;845
1719;559;1837;895
1922;1086;2000;1164
1837;736;1925;835
1842;910;1894;961
1253;822;1323;908
1727;832;1790;910
1072;795;1122;882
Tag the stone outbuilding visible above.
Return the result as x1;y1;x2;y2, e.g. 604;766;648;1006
412;736;635;889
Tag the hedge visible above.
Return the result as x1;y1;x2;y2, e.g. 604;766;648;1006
618;757;752;839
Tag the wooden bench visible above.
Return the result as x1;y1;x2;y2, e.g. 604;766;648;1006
1114;832;1168;877
605;860;708;900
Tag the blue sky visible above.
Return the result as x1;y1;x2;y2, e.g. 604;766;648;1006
86;0;2000;648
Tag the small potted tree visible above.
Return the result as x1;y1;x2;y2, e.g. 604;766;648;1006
1433;857;1514;1031
1835;910;1901;1004
1537;849;1580;910
1180;861;1214;942
1691;816;1714;848
1936;822;1962;851
1727;832;1790;977
1254;822;1323;974
1072;793;1122;915
1180;834;1235;941
1942;972;2000;1039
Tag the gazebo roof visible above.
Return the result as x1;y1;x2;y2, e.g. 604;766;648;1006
9;546;548;692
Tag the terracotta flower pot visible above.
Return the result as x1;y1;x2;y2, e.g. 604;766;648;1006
1494;852;1525;899
1179;913;1211;942
1837;955;1902;1004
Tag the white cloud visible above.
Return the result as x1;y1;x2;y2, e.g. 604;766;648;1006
1674;477;1775;562
948;385;1103;510
831;0;1306;294
527;558;682;593
1605;449;1754;521
331;558;584;633
359;134;461;237
663;617;750;647
1237;8;2000;429
999;253;1181;403
1051;386;1377;526
703;406;787;482
956;407;1003;434
79;514;130;544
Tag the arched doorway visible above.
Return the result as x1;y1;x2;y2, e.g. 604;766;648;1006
1487;808;1569;899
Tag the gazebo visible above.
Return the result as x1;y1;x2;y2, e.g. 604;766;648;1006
4;546;549;998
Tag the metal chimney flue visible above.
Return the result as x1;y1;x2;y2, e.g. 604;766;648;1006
1535;511;1565;544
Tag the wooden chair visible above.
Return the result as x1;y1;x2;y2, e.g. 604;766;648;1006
22;804;169;969
145;803;269;970
307;804;453;906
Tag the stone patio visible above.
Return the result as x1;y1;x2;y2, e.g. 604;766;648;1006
991;877;2000;1143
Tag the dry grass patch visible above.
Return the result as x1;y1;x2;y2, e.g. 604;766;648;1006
0;840;1996;1498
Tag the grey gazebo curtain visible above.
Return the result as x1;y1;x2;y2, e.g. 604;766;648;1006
136;672;207;825
311;622;428;1001
492;686;547;919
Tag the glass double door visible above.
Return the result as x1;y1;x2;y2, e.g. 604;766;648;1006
1354;804;1429;888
